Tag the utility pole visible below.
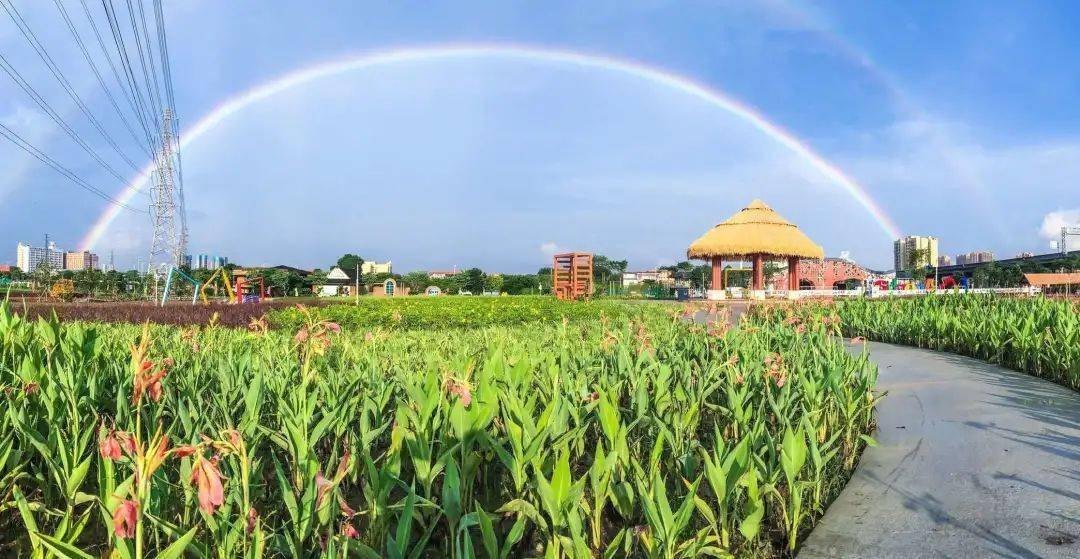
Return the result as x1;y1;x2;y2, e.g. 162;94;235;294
354;261;360;305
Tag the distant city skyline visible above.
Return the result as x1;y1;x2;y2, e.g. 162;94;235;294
2;2;1079;271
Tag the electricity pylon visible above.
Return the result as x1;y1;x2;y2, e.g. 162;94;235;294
147;108;187;275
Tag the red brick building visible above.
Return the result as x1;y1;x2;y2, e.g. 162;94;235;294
770;258;869;290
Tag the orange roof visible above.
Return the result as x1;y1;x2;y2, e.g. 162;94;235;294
1023;273;1080;286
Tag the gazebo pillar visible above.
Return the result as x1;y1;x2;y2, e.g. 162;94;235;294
708;256;726;300
788;257;799;290
751;254;765;298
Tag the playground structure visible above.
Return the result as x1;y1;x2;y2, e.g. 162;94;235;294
552;252;593;301
159;267;269;306
199;268;234;304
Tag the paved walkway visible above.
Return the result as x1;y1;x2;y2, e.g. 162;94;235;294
799;343;1080;558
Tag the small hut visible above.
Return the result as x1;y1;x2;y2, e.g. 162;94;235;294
687;199;824;298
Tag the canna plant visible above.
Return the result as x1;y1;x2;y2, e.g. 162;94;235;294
0;296;879;557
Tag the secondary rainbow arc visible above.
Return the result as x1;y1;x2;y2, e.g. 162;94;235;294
79;43;902;251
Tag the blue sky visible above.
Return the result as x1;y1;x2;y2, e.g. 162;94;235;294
1;0;1078;271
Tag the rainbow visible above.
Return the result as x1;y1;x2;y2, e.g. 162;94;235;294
79;43;902;251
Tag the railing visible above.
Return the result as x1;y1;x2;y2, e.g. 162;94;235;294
761;287;1042;299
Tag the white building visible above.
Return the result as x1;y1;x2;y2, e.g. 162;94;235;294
621;269;674;287
319;266;357;296
361;260;392;275
16;242;64;273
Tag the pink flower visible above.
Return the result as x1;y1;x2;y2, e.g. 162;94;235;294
113;499;138;538
315;472;333;509
446;379;472;407
326;322;341;334
294;327;310;343
342;521;360;539
247;507;259;534
191;455;225;515
99;430;123;461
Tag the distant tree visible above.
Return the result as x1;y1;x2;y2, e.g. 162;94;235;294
536;267;553;294
336;254;364;274
401;271;431;293
485;274;504;293
462;268;486;294
308;268;328;295
501;274;539;295
267;268;300;296
592;255;628;292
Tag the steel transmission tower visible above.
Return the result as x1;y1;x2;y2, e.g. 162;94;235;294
147;108;187;273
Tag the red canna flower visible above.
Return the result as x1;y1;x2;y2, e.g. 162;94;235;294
132;363;168;405
22;382;39;396
446;379;472;407
312;471;337;511
246;507;259;534
190;455;225;515
115;431;137;455
99;430;123;461
172;444;198;458
112;499;138;538
326;322;341;334
294;327;309;343
341;521;360;539
338;494;356;517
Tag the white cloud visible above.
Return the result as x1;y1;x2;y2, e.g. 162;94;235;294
1040;209;1080;239
539;242;561;256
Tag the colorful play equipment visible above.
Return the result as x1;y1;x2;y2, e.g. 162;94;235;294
199;268;234;304
159;267;270;306
552;252;593;300
160;267;201;306
234;274;267;303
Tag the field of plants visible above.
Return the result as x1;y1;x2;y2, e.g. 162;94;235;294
0;297;878;558
753;295;1079;391
267;296;642;331
7;298;325;328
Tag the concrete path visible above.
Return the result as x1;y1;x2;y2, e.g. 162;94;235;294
799;343;1080;559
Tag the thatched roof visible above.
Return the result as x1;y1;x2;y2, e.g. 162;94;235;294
687;199;825;259
1023;273;1080;287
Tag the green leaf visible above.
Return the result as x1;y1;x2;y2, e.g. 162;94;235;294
156;527;198;559
31;532;94;559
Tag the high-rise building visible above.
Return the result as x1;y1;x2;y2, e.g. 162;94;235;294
16;242;64;273
937;255;952;267
193;253;228;270
64;251;99;271
893;236;939;271
956;251;994;265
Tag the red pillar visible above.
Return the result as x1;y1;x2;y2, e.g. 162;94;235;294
788;257;799;290
711;256;723;290
752;254;764;290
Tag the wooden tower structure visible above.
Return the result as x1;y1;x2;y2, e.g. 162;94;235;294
552;252;593;300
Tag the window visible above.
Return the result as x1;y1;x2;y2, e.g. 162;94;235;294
384;280;395;296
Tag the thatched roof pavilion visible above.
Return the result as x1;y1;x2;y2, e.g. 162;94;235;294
688;199;824;295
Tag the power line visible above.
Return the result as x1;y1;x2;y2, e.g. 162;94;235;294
51;0;153;159
0;121;145;213
0;51;145;192
78;0;156;146
102;0;159;144
0;0;144;173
